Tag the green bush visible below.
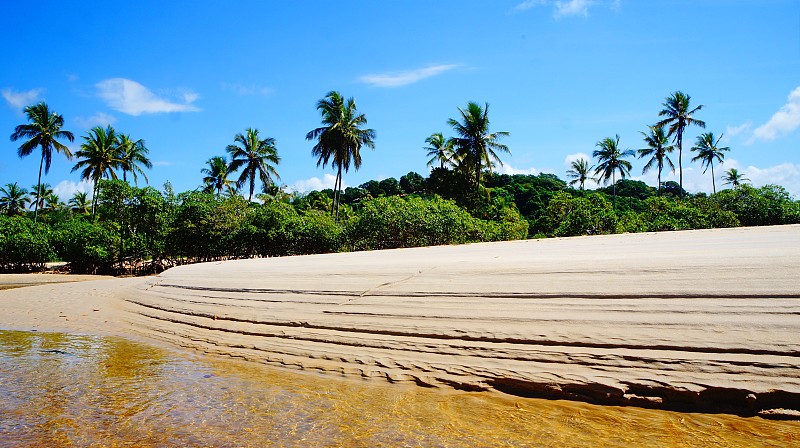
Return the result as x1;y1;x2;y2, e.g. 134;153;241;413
712;185;800;226
53;218;118;274
0;216;54;271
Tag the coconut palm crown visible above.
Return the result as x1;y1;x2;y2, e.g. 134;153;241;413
306;91;375;220
227;128;281;202
201;156;235;196
722;168;749;188
0;182;30;216
691;132;730;194
447;102;509;191
655;91;705;198
10;102;74;221
424;132;456;169
638;125;675;196
566;158;595;190
593;134;635;206
71;125;123;213
118;134;152;185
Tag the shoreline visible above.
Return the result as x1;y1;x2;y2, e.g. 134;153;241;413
1;225;799;418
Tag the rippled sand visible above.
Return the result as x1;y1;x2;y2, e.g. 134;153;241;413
0;225;798;418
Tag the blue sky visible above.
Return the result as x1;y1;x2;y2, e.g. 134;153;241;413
2;0;799;200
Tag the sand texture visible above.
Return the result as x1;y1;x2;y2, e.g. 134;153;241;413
1;225;799;416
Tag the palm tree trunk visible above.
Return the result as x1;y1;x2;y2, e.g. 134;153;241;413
710;161;716;194
657;165;662;196
612;172;616;209
249;168;255;202
677;130;683;199
34;154;44;222
334;164;342;222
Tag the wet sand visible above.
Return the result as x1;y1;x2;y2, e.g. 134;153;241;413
1;225;798;417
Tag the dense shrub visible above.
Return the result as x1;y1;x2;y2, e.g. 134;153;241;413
52;218;118;274
543;192;617;237
712;185;800;227
0;216;54;271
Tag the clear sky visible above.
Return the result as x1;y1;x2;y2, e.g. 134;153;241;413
1;0;799;200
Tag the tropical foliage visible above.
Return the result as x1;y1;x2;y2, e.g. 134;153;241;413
447;102;509;190
10;102;74;221
226;128;281;202
306;91;375;220
656;91;706;197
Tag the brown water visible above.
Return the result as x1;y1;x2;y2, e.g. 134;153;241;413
0;330;798;447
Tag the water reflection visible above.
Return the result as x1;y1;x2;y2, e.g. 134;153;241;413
0;330;797;447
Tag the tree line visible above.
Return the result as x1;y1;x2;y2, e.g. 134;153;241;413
2;91;799;274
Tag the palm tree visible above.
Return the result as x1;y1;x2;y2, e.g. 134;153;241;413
201;156;235;196
306;91;376;220
118;134;152;185
566;158;595;190
424;132;456;169
593;135;635;207
227;128;281;202
44;192;65;211
71;125;122;214
29;182;53;211
722;168;749;188
0;183;30;216
638;125;675;196
10;102;75;221
691;132;730;194
69;191;91;214
656;91;706;198
448;102;509;191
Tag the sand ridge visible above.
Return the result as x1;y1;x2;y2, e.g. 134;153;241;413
1;225;799;416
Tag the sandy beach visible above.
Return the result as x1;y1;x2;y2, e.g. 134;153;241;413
1;225;798;417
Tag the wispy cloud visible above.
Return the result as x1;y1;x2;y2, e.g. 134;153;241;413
221;82;273;96
498;164;557;176
511;0;612;18
152;160;173;167
554;0;594;18
748;86;800;143
287;174;344;193
359;64;458;88
74;112;117;129
512;0;546;12
96;78;200;115
2;88;44;110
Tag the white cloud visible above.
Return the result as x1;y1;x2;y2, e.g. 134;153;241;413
53;180;94;201
725;121;752;142
512;0;546;12
358;64;458;88
631;158;800;198
555;0;594;18
96;78;200;115
498;164;557;176
749;86;800;143
221;82;273;96
74;112;117;128
152;160;173;167
2;88;44;109
287;174;346;193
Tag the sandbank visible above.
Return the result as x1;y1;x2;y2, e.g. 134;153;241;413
1;225;798;417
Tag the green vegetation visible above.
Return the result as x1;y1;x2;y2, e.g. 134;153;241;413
3;94;799;275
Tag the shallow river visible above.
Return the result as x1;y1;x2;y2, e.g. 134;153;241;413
0;330;797;447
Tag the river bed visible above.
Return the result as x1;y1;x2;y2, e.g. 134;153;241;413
0;330;798;447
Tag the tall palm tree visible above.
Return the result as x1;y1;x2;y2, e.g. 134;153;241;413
566;158;595;190
656;91;705;198
447;102;509;191
10;102;74;221
722;168;749;188
71;125;122;214
227;128;281;202
638;125;675;196
306;91;376;220
69;191;91;214
691;132;730;194
29;182;53;211
118;134;152;185
0;183;30;216
593;135;635;207
201;156;235;196
424;132;456;169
